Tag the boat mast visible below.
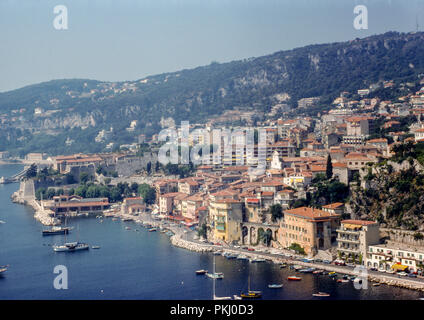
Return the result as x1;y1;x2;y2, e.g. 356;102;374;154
213;255;216;300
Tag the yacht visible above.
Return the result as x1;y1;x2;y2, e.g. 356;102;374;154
42;226;72;236
53;242;89;252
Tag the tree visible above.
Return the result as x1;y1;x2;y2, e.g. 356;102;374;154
80;172;90;184
326;154;333;180
25;164;37;179
138;183;156;204
197;223;207;239
269;204;283;222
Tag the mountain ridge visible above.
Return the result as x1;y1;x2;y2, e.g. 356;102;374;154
1;31;424;155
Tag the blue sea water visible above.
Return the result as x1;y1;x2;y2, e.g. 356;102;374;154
0;164;421;300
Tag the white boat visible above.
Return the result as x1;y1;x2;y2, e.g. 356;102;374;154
91;245;101;249
53;242;89;252
0;265;8;277
211;255;232;300
268;284;283;289
312;292;330;297
0;220;5;224
207;272;224;279
233;295;242;300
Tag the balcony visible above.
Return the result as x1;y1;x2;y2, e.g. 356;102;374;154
337;237;359;243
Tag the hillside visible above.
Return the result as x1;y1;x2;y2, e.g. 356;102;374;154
349;142;424;231
2;31;424;155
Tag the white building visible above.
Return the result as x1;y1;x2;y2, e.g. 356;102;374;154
367;243;424;272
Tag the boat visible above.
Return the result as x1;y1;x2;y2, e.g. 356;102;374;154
0;220;6;224
372;283;381;287
236;254;249;260
299;267;315;273
53;241;89;252
148;228;157;232
240;275;262;299
122;218;133;222
336;279;349;283
207;272;224;279
91;246;101;249
53;221;89;252
112;218;118;221
287;276;302;281
233;295;242;300
313;269;324;274
213;251;222;256
211;255;232;300
195;269;208;275
293;265;303;270
0;265;8;277
312;292;330;297
279;263;288;268
42;226;72;236
125;226;131;230
268;284;283;289
250;258;266;263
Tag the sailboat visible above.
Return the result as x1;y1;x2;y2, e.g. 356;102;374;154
52;220;89;252
210;255;232;300
0;265;8;277
240;274;262;299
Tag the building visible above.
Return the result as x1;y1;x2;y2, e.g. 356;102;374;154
367;243;424;272
122;197;145;215
209;199;243;243
44;195;110;215
336;220;380;264
159;192;181;215
278;207;340;256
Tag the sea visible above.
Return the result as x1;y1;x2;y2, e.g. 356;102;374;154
0;164;421;300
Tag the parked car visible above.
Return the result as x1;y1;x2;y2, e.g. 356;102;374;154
323;260;331;264
398;272;408;276
315;259;323;263
247;248;255;251
334;260;346;266
370;267;378;271
408;273;417;278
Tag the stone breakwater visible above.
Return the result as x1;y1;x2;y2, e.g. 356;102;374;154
170;235;215;253
11;191;59;226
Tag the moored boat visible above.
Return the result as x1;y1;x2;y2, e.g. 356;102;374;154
287;276;302;281
53;242;89;252
42;226;72;236
148;228;157;232
313;269;324;274
312;292;330;297
195;269;208;275
207;272;224;279
268;284;283;289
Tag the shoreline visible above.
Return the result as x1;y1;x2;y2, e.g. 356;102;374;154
11;190;424;294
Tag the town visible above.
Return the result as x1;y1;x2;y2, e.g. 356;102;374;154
5;75;424;292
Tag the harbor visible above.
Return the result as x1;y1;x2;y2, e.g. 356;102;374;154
1;163;424;299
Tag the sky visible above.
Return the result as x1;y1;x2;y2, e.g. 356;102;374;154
0;0;423;92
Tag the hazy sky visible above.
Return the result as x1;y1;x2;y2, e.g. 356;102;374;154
0;0;423;92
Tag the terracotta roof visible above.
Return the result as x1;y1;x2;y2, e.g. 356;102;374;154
341;219;377;226
284;207;339;220
322;202;344;209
